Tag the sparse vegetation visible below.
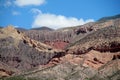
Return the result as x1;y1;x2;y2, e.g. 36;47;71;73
67;26;120;54
0;14;120;80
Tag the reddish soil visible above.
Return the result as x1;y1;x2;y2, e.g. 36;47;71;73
82;50;120;69
44;40;69;50
44;50;120;70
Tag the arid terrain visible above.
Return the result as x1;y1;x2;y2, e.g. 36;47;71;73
0;14;120;80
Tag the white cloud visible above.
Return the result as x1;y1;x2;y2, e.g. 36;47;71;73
32;10;94;29
31;8;42;14
12;11;20;16
14;0;46;7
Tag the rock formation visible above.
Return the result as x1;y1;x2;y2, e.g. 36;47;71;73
0;14;120;80
0;26;64;76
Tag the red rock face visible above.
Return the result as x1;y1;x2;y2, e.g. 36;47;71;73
46;50;120;70
44;40;69;50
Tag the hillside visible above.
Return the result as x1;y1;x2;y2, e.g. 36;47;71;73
25;17;120;50
22;15;120;80
67;26;120;54
0;26;64;77
0;14;120;80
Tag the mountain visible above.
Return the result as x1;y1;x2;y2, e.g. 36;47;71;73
16;28;27;32
0;14;120;80
23;14;120;80
67;26;120;54
0;26;64;77
25;16;120;50
25;28;73;49
98;14;120;22
31;26;54;31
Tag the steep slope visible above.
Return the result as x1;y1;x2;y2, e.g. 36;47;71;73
25;29;74;49
67;26;120;54
3;57;119;80
18;25;120;80
0;26;64;76
90;59;120;80
62;23;120;80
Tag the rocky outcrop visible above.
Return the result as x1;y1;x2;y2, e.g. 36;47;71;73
25;29;74;49
82;50;120;69
25;29;74;42
12;52;120;80
0;26;65;74
67;26;120;54
0;61;16;78
90;60;120;80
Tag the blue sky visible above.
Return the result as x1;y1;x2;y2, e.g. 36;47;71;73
0;0;120;29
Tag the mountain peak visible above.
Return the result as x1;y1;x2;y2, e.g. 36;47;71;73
4;26;16;32
1;26;23;41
